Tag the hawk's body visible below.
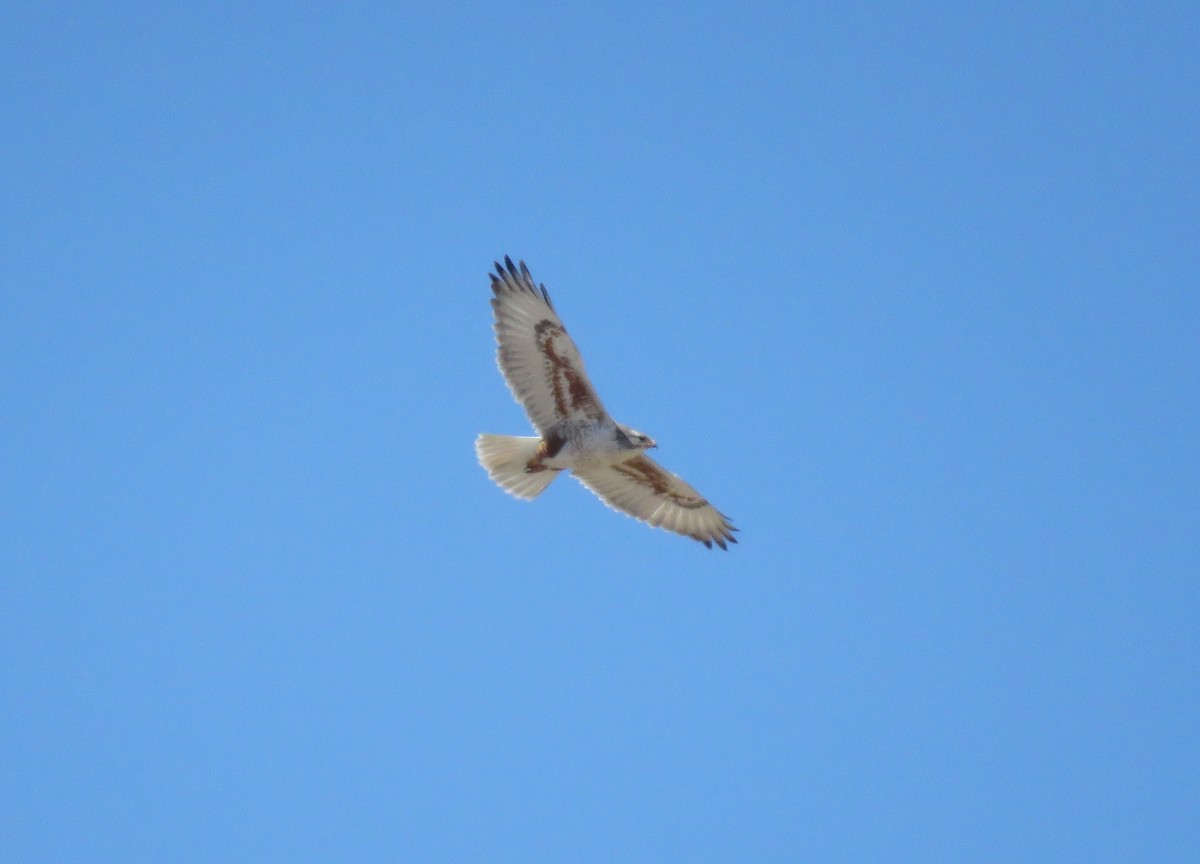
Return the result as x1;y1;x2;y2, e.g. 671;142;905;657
475;257;738;550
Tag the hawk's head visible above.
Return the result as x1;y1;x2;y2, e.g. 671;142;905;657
617;425;657;451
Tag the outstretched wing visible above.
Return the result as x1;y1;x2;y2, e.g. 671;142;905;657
574;455;738;550
489;256;608;433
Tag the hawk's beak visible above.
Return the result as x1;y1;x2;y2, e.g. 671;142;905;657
648;439;658;449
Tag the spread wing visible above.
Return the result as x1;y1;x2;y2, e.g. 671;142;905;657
489;257;608;433
574;455;738;550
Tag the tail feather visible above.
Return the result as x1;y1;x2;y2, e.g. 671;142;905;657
475;434;559;500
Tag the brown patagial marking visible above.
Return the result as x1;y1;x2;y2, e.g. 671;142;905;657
534;319;603;420
613;457;708;510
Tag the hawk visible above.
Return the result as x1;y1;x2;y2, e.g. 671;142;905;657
476;256;738;550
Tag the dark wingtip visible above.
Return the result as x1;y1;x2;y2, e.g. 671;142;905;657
702;538;713;549
487;254;552;309
503;255;519;278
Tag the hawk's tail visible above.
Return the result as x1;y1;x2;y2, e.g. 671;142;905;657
475;434;559;500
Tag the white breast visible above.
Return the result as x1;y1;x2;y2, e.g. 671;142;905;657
542;419;634;471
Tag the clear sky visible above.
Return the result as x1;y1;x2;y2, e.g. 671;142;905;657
2;2;1198;861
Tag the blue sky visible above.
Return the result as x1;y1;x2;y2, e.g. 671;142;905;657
2;2;1198;861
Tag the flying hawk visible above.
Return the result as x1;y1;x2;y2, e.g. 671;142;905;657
476;256;738;550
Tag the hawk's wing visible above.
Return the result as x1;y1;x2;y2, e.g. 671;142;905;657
489;257;608;433
574;455;738;550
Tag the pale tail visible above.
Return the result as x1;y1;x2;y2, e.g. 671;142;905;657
475;434;559;500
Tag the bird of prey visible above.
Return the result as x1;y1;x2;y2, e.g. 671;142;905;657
476;256;738;549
